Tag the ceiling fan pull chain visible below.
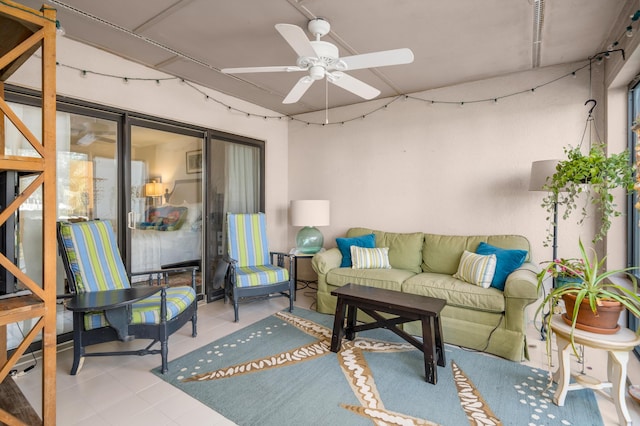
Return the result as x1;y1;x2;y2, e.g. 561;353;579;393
325;78;329;124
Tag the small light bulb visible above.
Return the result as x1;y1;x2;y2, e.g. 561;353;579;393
123;77;129;84
628;26;634;37
155;79;161;86
80;70;87;78
55;20;65;36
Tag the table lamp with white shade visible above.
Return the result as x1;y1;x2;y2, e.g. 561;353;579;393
290;200;330;254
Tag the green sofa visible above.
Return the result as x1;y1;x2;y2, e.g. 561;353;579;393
311;227;540;361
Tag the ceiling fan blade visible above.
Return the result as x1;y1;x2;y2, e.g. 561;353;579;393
283;76;314;104
275;24;317;58
328;72;380;100
340;48;414;71
221;65;304;74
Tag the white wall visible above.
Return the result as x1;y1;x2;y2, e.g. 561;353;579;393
6;37;635;266
288;63;612;265
7;37;291;249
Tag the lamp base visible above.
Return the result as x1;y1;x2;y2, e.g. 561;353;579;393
296;226;324;254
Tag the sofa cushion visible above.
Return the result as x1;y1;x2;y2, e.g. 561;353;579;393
325;268;415;292
475;242;527;291
422;234;530;274
402;272;505;313
347;228;423;273
336;233;375;267
350;246;391;269
453;250;497;289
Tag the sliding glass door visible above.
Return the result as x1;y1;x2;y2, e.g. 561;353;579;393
127;123;204;294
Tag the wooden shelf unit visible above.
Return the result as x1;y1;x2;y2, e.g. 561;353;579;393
0;1;57;425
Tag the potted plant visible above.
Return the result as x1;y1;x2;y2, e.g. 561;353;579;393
540;143;634;246
535;239;640;361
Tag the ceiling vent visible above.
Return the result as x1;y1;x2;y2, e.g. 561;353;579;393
532;0;545;68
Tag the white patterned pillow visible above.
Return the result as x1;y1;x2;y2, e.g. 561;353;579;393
453;250;497;288
350;246;391;269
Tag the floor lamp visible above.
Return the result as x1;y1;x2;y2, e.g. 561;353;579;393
529;160;560;340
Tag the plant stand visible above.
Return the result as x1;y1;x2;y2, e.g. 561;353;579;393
550;315;640;426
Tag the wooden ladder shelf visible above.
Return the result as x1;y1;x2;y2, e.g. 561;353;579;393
0;1;58;424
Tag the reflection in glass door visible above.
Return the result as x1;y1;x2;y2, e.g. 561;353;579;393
205;138;263;302
4;105;118;350
129;125;204;295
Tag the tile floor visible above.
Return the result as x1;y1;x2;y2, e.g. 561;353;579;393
9;287;640;425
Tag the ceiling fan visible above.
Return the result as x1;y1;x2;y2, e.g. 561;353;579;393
221;18;414;104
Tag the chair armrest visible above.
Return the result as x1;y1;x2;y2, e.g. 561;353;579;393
130;265;198;277
270;251;293;268
131;265;199;289
311;248;342;275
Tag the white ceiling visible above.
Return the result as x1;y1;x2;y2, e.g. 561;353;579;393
18;0;627;115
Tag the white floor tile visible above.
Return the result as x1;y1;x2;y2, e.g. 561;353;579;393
12;288;640;425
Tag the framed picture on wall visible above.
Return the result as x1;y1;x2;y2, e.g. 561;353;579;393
186;150;202;174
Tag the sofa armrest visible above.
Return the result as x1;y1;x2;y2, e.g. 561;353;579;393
502;261;541;332
503;262;540;300
311;248;342;275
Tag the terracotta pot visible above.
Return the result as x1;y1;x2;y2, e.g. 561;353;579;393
561;293;623;334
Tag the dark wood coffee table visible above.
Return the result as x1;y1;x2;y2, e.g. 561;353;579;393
330;283;446;384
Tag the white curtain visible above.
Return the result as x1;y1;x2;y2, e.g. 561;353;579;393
221;144;259;257
223;144;259;214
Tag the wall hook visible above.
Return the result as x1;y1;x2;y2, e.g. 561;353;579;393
585;99;597;115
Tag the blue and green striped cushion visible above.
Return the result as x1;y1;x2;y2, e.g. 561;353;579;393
83;286;196;329
59;220;130;293
227;213;270;267
235;265;289;288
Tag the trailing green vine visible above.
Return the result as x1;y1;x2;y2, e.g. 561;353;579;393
541;143;634;245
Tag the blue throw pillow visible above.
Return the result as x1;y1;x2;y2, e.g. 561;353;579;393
475;242;527;291
336;234;375;267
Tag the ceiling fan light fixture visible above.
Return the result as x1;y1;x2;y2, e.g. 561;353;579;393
309;65;325;80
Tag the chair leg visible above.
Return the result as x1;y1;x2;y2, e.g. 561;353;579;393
71;313;85;375
289;282;294;313
233;288;240;322
191;312;197;337
160;338;168;374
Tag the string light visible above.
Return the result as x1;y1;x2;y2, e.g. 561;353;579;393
10;0;636;127
48;51;610;127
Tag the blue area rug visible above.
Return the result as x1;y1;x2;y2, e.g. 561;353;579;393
153;308;603;426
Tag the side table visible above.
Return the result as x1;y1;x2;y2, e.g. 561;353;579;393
550;314;640;426
289;250;319;300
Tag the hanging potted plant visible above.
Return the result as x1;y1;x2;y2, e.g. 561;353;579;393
540;143;635;245
535;239;640;360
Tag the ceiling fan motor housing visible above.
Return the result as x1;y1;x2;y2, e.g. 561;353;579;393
310;41;339;66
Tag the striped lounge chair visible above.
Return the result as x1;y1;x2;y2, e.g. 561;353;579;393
221;213;294;321
57;220;198;374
